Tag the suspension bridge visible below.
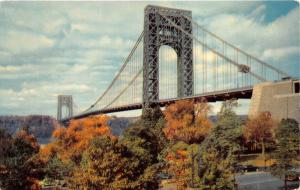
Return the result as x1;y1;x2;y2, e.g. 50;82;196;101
58;5;292;123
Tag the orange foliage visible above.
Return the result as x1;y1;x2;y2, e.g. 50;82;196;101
39;143;58;162
15;130;39;150
163;99;212;144
28;179;40;190
243;111;276;154
166;150;191;189
244;112;276;144
163;99;213;189
176;149;188;158
40;115;113;163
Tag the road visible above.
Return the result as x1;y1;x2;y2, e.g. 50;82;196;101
236;172;299;190
159;172;299;190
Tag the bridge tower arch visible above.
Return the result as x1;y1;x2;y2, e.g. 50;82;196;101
57;95;73;121
143;5;193;108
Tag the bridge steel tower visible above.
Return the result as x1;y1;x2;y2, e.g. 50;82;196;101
143;5;193;108
57;95;73;121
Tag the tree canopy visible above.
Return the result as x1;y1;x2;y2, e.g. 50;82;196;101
243;111;276;157
270;118;300;189
197;100;242;190
40;115;112;164
163;99;212;144
0;128;44;190
70;136;159;190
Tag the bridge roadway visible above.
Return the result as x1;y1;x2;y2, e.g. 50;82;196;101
61;86;253;123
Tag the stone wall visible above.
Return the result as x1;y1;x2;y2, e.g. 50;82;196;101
249;79;300;124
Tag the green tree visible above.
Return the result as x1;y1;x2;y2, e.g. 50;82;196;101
0;128;44;190
119;106;166;189
270;118;300;190
197;100;242;190
122;106;167;165
43;156;73;184
141;105;164;128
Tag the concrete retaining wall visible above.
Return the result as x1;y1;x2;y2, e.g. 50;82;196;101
249;79;300;124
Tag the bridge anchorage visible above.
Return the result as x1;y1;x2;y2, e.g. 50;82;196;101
59;5;299;124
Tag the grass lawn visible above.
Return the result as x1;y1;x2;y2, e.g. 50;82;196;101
238;153;276;167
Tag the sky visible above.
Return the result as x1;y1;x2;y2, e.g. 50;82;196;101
0;1;299;118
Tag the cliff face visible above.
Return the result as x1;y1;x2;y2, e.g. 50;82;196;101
0;115;137;139
0;114;247;139
108;117;139;136
0;115;59;139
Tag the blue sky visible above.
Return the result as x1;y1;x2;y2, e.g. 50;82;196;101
0;1;299;117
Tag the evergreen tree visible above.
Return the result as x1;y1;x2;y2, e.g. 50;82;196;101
44;156;73;184
122;105;166;164
197;100;241;190
270;118;300;190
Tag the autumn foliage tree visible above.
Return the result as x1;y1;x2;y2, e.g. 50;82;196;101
40;115;113;186
163;99;212;189
70;136;159;190
0;127;44;190
70;106;166;190
41;112;167;189
40;115;112;164
243;111;276;158
163;99;212;144
165;142;198;190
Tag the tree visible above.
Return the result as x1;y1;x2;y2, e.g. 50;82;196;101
165;142;200;190
243;111;276;159
72;106;166;189
163;99;212;189
141;105;164;128
115;106;166;189
43;156;73;184
122;105;167;164
39;115;113;188
40;115;112;164
0;128;44;190
70;136;159;190
270;118;300;190
163;99;212;144
197;100;242;190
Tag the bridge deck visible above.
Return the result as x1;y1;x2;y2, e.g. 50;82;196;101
62;86;253;122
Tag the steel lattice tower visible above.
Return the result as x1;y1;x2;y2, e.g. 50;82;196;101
57;95;73;121
143;5;193;108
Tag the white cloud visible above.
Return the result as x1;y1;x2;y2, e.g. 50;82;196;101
0;65;18;72
0;31;54;54
69;64;88;73
204;8;299;55
42;83;91;93
0;88;37;98
248;4;266;22
262;46;299;61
